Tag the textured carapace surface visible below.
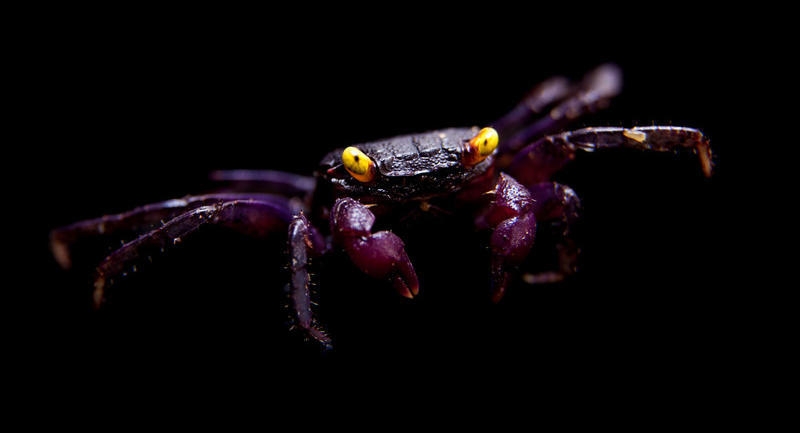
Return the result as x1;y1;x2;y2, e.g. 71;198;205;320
319;127;495;202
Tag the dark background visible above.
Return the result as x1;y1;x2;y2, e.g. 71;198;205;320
20;11;746;395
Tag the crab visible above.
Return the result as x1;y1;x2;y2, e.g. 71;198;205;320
50;64;713;351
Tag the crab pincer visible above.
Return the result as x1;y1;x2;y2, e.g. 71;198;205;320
331;198;419;298
478;173;538;303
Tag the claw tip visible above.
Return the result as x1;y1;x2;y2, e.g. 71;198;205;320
393;275;417;299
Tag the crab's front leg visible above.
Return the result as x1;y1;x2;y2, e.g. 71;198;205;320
331;198;419;299
475;173;538;303
287;213;332;349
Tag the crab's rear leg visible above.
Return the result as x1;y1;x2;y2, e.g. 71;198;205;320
50;193;296;270
91;200;292;308
331;198;419;299
508;126;713;187
495;63;623;162
491;75;571;139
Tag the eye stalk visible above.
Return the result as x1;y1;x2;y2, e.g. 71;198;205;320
342;146;377;183
462;127;499;166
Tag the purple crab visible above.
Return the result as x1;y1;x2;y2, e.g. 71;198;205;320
50;64;713;350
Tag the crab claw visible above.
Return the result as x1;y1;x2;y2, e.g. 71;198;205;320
480;174;537;303
346;231;419;298
332;198;419;298
489;213;536;303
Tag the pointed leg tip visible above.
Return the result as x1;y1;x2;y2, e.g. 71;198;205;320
490;291;505;304
697;140;713;178
92;278;105;309
702;165;713;178
310;330;334;352
700;156;713;178
490;277;507;303
50;239;72;270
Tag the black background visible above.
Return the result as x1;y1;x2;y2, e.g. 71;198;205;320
20;10;747;398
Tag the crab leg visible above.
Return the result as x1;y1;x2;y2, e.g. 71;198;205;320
91;199;292;308
287;213;332;350
209;170;316;197
508;126;713;187
491;75;571;139
331;198;419;299
496;63;623;159
50;193;296;270
523;182;582;285
475;173;538;303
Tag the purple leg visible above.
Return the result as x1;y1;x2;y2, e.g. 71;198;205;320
287;212;332;350
209;170;316;197
92;199;292;308
475;173;537;303
496;63;623;160
50;193;296;270
330;198;419;299
523;182;582;285
491;75;571;139
508;126;713;187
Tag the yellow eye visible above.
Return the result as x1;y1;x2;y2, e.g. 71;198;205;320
462;127;499;166
342;146;377;182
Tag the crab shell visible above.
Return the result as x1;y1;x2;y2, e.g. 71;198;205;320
318;127;496;203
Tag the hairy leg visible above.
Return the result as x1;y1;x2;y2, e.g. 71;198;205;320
491;75;571;139
287;212;332;350
330;198;419;299
496;64;623;161
92;199;292;308
50;193;295;270
508;126;713;187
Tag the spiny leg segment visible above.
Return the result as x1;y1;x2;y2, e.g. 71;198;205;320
287;212;332;349
50;193;295;270
491;75;571;140
495;63;623;161
91;200;292;308
508;126;713;187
